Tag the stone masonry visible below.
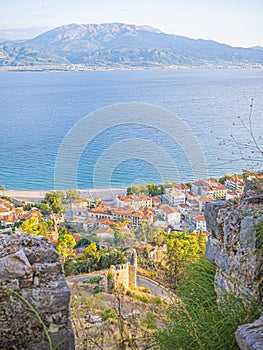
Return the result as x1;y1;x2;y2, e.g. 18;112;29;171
0;233;75;350
205;175;263;350
109;248;137;290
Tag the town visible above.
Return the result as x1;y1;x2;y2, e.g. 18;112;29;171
0;174;245;252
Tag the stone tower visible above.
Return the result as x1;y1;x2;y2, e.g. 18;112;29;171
126;248;137;288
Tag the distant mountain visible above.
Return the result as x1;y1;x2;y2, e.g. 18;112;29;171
0;43;69;68
1;23;263;70
251;46;263;51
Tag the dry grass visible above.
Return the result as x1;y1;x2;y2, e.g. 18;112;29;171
69;282;166;349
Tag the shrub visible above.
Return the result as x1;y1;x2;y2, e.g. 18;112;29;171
141;312;157;329
156;257;260;350
107;271;113;281
83;276;102;284
100;308;117;320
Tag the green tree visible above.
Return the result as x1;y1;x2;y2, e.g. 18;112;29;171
166;230;205;283
94;196;99;206
39;191;67;234
74;237;90;248
219;173;232;184
113;227;126;247
127;187;133;195
56;233;76;264
81;242;100;272
98;248;126;269
21;216;49;238
147;184;159;196
66;189;81;202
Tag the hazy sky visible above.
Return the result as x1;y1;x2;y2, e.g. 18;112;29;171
1;0;263;47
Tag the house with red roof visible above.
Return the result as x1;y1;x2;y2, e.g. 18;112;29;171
195;215;207;232
116;194;152;210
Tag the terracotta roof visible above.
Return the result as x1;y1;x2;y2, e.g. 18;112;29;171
99;218;113;225
159;204;180;215
179;204;188;208
196;215;206;221
95;228;114;235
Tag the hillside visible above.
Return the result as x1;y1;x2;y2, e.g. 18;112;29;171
1;23;263;70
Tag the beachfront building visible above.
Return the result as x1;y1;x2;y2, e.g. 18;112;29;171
191;179;228;200
70;199;90;216
116;194;152;210
224;175;244;193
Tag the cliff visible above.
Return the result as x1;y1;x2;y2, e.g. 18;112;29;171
0;233;75;349
205;175;263;349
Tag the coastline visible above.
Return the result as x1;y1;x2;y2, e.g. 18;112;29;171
4;188;126;202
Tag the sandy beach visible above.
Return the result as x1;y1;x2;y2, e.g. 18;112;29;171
4;188;126;202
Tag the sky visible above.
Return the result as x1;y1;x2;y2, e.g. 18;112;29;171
0;0;263;47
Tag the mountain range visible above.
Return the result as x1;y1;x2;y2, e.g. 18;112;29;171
1;23;263;70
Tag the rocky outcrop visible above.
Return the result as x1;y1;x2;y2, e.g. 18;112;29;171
205;178;263;300
205;175;263;350
0;233;75;350
235;316;263;350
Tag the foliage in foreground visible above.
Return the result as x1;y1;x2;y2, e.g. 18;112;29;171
156;258;260;350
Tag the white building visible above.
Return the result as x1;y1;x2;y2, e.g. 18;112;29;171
195;215;207;232
158;204;181;227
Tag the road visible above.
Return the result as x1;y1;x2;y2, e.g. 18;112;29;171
137;275;176;303
67;272;176;304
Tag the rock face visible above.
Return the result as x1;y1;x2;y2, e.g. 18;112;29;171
205;178;263;300
235;316;263;350
0;233;75;350
205;176;263;350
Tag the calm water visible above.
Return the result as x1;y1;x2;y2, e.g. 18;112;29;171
0;69;263;190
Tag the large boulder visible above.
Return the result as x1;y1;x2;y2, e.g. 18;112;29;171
0;233;75;350
235;317;263;350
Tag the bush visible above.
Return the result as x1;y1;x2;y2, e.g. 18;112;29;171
156;257;260;350
83;276;102;284
152;296;163;305
141;312;157;329
107;271;113;281
100;308;117;320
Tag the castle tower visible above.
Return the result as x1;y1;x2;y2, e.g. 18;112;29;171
126;248;137;288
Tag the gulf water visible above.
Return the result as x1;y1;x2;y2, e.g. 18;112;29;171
0;69;262;190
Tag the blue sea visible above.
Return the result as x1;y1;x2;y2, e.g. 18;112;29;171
0;69;263;190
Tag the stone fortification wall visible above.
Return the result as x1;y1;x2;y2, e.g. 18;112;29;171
108;248;137;290
0;233;75;350
205;176;263;350
205;178;263;299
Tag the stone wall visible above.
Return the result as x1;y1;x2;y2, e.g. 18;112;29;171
126;248;137;288
0;233;75;350
108;248;137;290
205;180;263;300
205;176;263;350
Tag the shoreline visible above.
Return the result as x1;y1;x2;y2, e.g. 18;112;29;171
4;188;127;202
